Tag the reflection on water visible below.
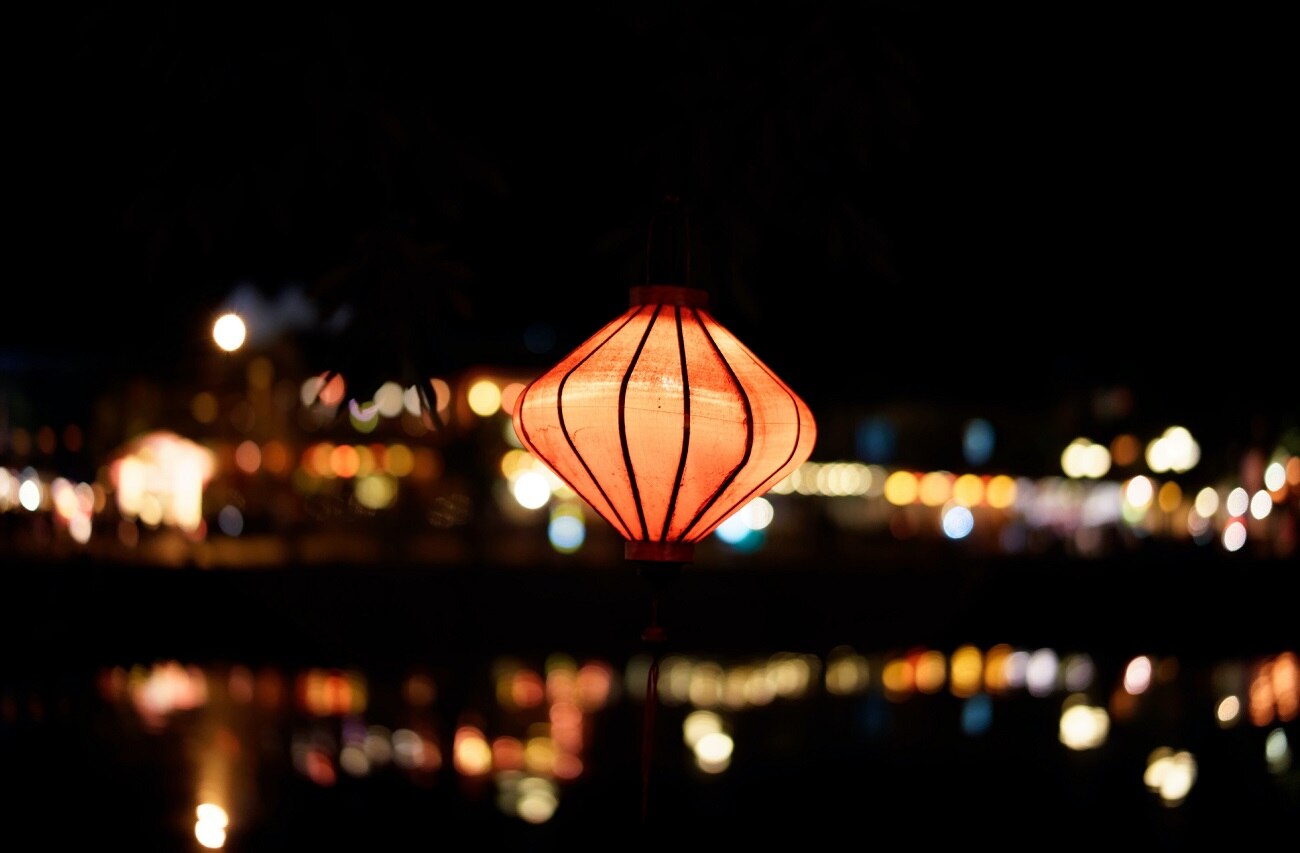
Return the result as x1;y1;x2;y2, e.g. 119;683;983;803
3;647;1296;846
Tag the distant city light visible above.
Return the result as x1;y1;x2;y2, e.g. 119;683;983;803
1061;438;1111;479
1026;649;1059;697
962;418;995;466
1146;426;1199;474
941;505;974;539
1124;656;1152;695
1216;695;1240;727
1225;487;1249;517
374;382;404;417
212;313;246;352
18;478;41;511
512;471;551;510
1124;476;1154;510
1193;487;1219;518
467;379;503;417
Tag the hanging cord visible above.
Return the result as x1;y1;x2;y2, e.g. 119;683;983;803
644;194;691;286
635;560;682;829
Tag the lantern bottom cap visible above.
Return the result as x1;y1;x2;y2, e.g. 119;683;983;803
625;541;695;564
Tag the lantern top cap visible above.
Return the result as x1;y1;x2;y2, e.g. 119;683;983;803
629;285;709;309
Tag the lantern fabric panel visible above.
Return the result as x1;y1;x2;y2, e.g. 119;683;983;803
513;286;816;559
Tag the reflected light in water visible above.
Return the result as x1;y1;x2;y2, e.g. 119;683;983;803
195;802;229;849
1222;520;1247;552
517;777;558;824
1265;728;1291;774
683;710;723;747
1059;697;1109;750
695;731;734;774
1144;748;1197;806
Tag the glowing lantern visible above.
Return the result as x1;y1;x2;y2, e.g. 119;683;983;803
512;285;816;562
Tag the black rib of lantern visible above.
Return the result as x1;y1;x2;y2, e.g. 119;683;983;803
617;305;659;540
660;306;691;541
677;308;754;542
709;350;805;525
551;309;642;541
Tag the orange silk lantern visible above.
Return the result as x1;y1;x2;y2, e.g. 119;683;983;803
512;284;816;563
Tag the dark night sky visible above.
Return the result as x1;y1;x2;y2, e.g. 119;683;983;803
7;5;1295;461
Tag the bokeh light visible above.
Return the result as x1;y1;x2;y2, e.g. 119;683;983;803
467;380;503;417
212;313;246;352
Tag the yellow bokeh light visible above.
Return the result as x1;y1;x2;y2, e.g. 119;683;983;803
1059;701;1109;750
883;471;919;506
985;475;1016;509
330;445;361;478
919;471;953;507
385;444;414;477
683;710;723;747
191;392;218;424
1193;487;1219;518
984;644;1011;693
952;474;985;507
523;737;556;775
1110;434;1139;467
355;474;397;510
453;726;492;776
1216;695;1240;727
467;379;503;417
212;313;246;352
882;657;914;699
1124;476;1154;509
825;651;869;696
914;650;946;694
950;645;983;698
1157;481;1182;513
